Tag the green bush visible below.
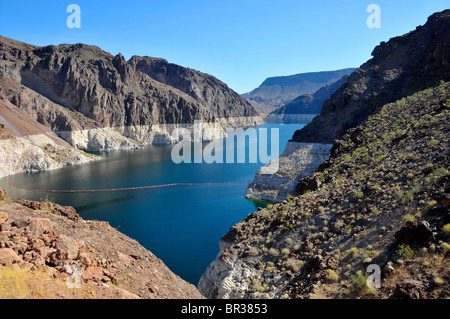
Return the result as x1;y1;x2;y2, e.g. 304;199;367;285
325;269;339;283
396;244;414;258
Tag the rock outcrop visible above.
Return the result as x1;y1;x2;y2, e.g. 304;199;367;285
244;142;332;202
0;99;96;178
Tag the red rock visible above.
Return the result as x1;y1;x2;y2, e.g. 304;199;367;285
29;218;53;235
30;238;45;250
0;248;22;265
55;235;79;260
82;266;104;282
23;251;33;262
78;252;95;267
36;246;56;259
0;212;8;224
41;231;56;245
0;223;10;231
15;242;28;254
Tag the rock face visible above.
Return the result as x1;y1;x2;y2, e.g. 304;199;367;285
292;10;450;144
0;36;263;153
0;134;95;178
242;68;355;115
244;142;332;202
266;75;349;123
0;189;203;299
0;99;96;178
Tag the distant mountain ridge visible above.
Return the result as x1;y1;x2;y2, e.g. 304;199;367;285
266;75;349;122
242;68;355;115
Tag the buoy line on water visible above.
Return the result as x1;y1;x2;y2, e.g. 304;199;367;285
6;175;250;193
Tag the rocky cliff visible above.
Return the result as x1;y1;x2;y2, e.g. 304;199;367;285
244;142;332;202
0;99;96;178
0;188;203;299
0;36;263;153
242;68;355;115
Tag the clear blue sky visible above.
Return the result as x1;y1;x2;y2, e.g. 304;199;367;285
0;0;448;93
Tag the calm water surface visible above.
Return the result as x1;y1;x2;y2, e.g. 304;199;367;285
0;123;304;284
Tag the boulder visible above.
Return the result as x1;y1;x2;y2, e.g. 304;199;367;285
0;248;22;265
28;218;53;235
0;212;8;224
294;175;321;196
383;261;395;276
11;219;29;228
0;223;11;231
16;199;81;221
394;279;425;299
395;220;434;244
82;266;104;282
305;255;324;270
52;204;81;222
55;235;79;260
78;251;96;267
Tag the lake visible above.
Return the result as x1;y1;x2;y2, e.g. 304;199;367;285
0;123;304;285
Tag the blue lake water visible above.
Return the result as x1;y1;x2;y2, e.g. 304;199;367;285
0;123;304;285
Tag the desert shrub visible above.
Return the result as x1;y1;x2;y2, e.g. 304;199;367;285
268;248;279;257
349;247;359;258
443;224;450;236
281;248;290;256
325;269;339;283
285;258;303;273
397;244;414;258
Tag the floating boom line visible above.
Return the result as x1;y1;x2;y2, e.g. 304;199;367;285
6;176;250;193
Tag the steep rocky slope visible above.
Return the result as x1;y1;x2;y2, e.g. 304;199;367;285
0;36;263;152
0;188;203;299
0;99;96;178
244;142;332;203
266;75;349;123
200;81;449;299
242;68;355;115
245;10;450;203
